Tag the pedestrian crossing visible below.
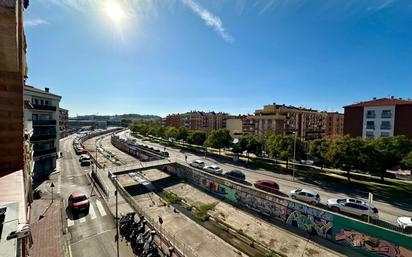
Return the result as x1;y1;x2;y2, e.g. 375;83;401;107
67;199;107;227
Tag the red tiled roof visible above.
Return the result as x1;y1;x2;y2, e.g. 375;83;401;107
344;98;412;108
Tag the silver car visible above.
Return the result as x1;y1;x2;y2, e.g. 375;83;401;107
290;188;320;205
203;165;223;175
190;160;205;169
327;198;379;221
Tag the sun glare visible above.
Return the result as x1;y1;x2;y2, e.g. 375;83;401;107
105;0;124;23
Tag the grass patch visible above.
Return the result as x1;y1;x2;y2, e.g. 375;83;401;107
162;190;183;205
195;202;217;221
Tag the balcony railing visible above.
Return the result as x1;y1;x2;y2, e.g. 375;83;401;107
32;104;56;111
380;125;391;130
366;125;375;130
31;133;56;141
33;148;57;157
33;120;57;126
366;114;376;119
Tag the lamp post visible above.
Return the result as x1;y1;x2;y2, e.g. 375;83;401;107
111;174;119;257
293;131;297;181
50;182;55;203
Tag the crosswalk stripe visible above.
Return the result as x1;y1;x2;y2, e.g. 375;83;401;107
89;204;97;220
96;200;107;217
79;217;86;223
67;219;74;227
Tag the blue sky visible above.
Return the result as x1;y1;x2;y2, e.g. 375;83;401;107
25;0;412;117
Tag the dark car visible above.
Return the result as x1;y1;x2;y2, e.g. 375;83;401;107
254;180;279;193
68;192;90;212
80;159;91;166
225;170;246;182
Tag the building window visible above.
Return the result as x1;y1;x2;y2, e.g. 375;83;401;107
366;131;374;139
381;132;390;137
366;121;375;130
381;110;392;119
366;110;376;119
381;121;391;130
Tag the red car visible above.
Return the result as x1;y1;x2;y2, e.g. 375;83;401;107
254;180;279;193
68;192;90;212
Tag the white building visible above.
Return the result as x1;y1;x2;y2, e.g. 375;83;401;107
362;106;396;139
24;85;61;181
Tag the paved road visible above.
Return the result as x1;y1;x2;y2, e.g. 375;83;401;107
119;131;412;226
54;135;134;257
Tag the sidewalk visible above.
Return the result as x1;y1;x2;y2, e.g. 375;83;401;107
29;199;65;257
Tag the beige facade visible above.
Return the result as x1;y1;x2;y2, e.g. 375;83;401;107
248;103;343;140
165;111;231;132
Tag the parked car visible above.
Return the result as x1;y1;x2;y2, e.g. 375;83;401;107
203;165;223;175
79;154;90;162
190;160;205;169
327;198;379;221
224;170;246;182
80;159;91;166
290;188;320;205
254;180;279;193
397;217;412;234
68;192;90;212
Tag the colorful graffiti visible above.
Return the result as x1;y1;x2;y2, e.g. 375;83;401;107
286;210;333;239
200;177;237;202
235;190;288;221
335;229;412;257
287;201;333;221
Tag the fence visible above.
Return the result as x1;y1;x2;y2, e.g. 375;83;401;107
108;172;200;257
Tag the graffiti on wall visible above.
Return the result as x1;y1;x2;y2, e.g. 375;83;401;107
235;190;288;221
200;177;238;202
335;229;412;257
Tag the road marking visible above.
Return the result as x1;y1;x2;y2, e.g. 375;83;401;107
79;217;86;223
67;219;74;227
89;204;97;220
96;200;107;217
57;172;61;194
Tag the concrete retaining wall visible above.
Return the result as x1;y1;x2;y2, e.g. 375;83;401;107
175;163;412;257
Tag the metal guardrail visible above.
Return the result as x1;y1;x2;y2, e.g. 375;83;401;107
108;171;199;257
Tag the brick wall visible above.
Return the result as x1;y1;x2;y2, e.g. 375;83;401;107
394;105;412;139
0;71;24;176
343;106;363;137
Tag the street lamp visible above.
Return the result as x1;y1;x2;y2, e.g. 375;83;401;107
292;131;297;181
111;174;120;257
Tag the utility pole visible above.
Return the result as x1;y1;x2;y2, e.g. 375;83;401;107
50;182;55;203
293;131;297;181
112;175;120;257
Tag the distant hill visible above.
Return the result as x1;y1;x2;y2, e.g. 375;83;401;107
70;114;161;121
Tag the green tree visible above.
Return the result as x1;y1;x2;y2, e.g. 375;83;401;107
238;135;264;161
326;135;365;181
204;129;232;155
120;119;132;128
308;138;331;165
188;131;207;146
177;127;189;141
370;135;412;181
267;135;304;168
401;151;412;170
165;127;179;140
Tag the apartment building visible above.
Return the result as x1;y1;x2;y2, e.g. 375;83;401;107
325;112;344;138
226;115;254;138
0;1;32;257
24;85;61;181
59;107;69;138
0;0;28;175
344;97;412;139
165;111;231;132
248;103;343;140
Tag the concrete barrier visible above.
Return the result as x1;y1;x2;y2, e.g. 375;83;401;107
175;163;412;257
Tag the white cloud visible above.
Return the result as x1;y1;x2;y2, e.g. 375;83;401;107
181;0;234;43
25;18;49;27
